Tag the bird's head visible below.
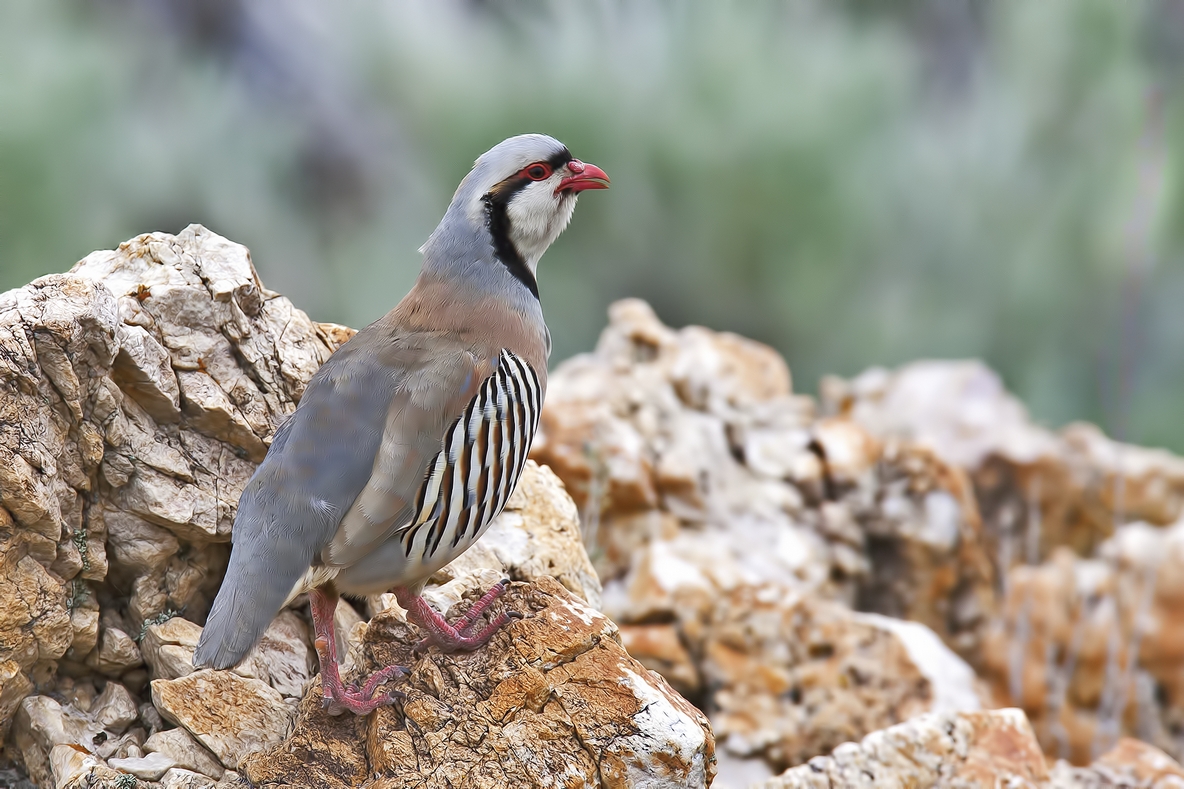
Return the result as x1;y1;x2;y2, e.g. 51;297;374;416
422;134;609;296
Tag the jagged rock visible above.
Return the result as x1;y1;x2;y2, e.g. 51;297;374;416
823;360;1184;561
757;708;1048;788
49;743;121;789
141;617;203;681
243;576;715;789
618;623;701;698
0;225;350;740
705;589;980;773
980;518;1184;764
535;299;997;783
151;670;295;769
109;749;176;780
143;727;225;779
12;695;104;788
1049;737;1184;787
160;767;219;789
91;682;138;734
88;625;143;676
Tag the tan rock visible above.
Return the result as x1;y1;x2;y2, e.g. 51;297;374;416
88;626;143;676
245;577;715;789
619;623;701;698
92;681;138;734
160;767;219;789
12;695;104;788
1049;737;1184;787
144;727;225;779
49;743;111;789
247;609;315;699
0;225;344;737
705;588;933;771
757;708;1048;788
141;617;203;680
151;670;295;769
110;750;176;780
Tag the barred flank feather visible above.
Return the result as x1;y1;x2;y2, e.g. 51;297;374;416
399;350;541;565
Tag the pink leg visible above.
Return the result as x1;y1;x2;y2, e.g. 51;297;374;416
395;579;523;653
310;586;405;715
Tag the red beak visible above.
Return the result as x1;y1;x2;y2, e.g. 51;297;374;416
556;159;610;195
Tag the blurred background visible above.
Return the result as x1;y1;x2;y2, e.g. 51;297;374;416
2;0;1182;451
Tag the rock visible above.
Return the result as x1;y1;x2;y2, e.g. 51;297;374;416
1049;737;1184;787
151;670;295;769
245;610;315;699
619;623;701;698
141;617;203;680
980;518;1184;764
825;360;1184;561
109;750;177;780
92;681;138;734
0;225;344;738
88;626;143;676
160;767;219;789
0;658;33;741
144;727;225;779
12;695;104;788
48;743;117;789
705;589;934;772
244;577;715;789
757;708;1048;788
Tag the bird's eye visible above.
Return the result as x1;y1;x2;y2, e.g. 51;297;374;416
524;163;552;181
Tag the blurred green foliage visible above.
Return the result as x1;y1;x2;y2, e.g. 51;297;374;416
1;1;1181;450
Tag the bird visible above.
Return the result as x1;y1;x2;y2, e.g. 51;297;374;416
192;134;609;714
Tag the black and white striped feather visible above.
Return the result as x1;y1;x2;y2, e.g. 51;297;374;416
397;349;542;570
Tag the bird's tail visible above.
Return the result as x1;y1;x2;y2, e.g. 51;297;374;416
193;514;313;670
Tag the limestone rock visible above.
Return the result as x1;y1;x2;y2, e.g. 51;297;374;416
91;682;138;734
87;626;143;676
824;360;1184;560
151;669;295;769
160;767;219;789
244;577;715;789
758;708;1048;788
109;749;176;780
705;589;976;772
1049;737;1184;788
144;727;225;779
0;225;345;738
981;518;1184;764
141;617;203;680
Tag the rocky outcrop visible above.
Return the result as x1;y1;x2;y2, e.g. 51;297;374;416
757;708;1184;789
532;300;994;778
244;577;714;789
0;228;711;787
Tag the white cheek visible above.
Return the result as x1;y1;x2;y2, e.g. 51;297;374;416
506;181;577;266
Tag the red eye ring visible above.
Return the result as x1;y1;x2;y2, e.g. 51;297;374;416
522;162;553;181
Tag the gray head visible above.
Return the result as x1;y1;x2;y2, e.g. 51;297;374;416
420;134;609;299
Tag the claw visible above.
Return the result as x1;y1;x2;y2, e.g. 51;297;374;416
397;580;522;653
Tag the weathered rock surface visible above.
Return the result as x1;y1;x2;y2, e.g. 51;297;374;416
0;225;350;740
2;229;713;786
757;708;1048;788
759;709;1184;789
244;576;715;789
822;360;1184;562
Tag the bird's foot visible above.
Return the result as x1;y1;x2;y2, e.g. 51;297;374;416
401;579;524;653
315;636;406;715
